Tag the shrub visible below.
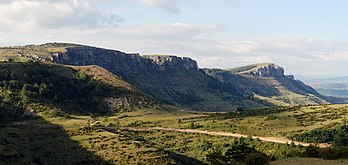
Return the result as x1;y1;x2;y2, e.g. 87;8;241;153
245;153;269;165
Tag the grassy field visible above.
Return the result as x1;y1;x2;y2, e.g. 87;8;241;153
101;104;348;138
0;43;78;62
1;103;348;164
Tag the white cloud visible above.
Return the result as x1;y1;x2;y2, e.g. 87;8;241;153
139;0;179;13
0;0;123;32
0;19;347;76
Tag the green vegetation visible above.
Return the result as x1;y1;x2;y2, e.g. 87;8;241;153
226;63;273;74
289;124;348;144
0;61;112;115
0;43;79;62
0;59;347;164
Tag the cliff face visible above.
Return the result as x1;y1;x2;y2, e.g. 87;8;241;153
53;47;198;74
237;63;285;77
144;55;198;71
53;46;261;111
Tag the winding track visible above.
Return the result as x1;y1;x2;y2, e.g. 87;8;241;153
120;127;331;148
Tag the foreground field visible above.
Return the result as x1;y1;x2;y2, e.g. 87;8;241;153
114;104;348;138
1;104;348;164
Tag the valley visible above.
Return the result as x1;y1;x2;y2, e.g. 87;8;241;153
0;43;347;164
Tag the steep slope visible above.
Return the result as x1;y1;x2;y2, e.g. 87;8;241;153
0;43;332;110
0;62;155;116
52;46;264;111
204;63;328;106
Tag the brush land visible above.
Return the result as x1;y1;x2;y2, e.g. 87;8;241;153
0;44;347;164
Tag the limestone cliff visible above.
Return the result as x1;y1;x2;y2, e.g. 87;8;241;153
236;63;285;77
52;47;198;74
52;46;261;111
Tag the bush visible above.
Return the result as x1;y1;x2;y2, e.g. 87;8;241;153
245;153;269;165
206;143;269;165
206;148;226;165
302;145;320;158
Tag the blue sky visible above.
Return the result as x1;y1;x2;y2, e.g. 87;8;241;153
0;0;348;77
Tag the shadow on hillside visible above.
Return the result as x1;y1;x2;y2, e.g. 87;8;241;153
106;128;204;165
0;115;110;164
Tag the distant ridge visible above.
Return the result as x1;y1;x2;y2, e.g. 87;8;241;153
0;43;337;111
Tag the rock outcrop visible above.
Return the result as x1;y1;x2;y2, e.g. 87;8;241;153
237;63;284;77
52;47;198;74
144;55;198;71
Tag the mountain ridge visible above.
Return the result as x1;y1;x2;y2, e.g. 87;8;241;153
0;43;335;111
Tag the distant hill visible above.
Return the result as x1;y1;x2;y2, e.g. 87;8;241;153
204;63;328;106
0;43;337;111
305;76;348;98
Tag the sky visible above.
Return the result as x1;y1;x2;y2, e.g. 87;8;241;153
0;0;348;77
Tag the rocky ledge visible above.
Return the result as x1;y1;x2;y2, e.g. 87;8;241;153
52;46;198;73
239;63;285;77
144;55;198;71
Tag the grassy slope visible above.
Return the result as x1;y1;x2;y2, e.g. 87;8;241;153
0;62;200;164
1;86;348;163
17;103;346;164
205;66;328;107
113;104;348;138
0;43;79;62
226;63;273;74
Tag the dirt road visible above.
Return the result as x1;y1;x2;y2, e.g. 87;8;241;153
121;127;331;148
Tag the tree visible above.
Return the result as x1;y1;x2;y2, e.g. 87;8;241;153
302;145;320;158
3;91;12;103
206;148;226;165
333;127;348;148
245;153;269;165
20;84;30;105
224;143;256;162
190;121;195;129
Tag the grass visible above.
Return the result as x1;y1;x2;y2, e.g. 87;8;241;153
1;103;348;164
0;43;79;62
99;104;348;138
226;63;274;74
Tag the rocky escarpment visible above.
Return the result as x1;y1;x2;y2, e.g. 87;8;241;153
205;63;327;106
236;63;284;77
52;47;198;74
144;55;198;71
52;46;261;111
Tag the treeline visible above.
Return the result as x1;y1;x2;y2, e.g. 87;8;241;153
289;124;348;144
213;106;301;119
0;62;113;116
205;136;348;165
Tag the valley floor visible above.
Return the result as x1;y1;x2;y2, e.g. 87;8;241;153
1;104;348;164
120;127;330;148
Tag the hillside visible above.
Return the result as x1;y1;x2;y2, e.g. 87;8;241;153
0;62;156;117
47;44;265;111
0;44;347;164
204;63;329;106
0;43;335;110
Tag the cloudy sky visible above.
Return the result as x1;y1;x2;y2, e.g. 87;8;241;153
1;0;348;77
